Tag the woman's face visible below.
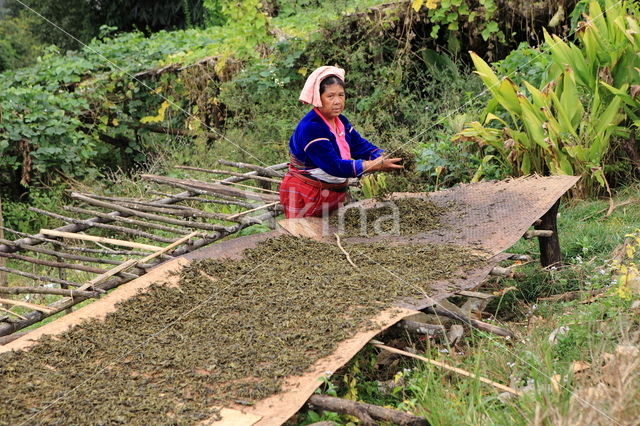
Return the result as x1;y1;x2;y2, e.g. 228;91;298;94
318;83;345;120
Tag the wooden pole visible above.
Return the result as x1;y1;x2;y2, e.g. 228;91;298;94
0;237;128;267
0;266;81;287
0;250;130;276
534;199;562;267
0;286;100;298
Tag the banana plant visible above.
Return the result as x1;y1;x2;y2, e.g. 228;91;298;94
455;0;637;196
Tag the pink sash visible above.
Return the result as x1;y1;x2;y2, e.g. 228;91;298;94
314;108;351;160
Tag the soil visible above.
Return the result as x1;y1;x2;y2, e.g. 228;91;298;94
0;236;483;425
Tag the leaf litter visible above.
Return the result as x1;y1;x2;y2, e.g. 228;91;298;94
0;235;484;424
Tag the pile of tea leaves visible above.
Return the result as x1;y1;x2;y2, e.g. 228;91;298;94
333;197;451;237
0;236;484;424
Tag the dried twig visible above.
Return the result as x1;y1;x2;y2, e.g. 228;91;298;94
334;233;357;268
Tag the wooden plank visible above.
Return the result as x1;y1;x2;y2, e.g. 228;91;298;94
40;229;162;252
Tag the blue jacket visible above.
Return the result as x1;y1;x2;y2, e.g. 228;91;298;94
289;109;383;178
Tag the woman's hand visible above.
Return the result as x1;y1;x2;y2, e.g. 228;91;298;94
363;157;404;173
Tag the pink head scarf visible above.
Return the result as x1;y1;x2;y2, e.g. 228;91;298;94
298;66;345;108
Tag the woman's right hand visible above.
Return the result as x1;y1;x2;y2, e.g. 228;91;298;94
363;157;404;173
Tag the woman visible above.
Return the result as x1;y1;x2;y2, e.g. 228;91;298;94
279;65;403;218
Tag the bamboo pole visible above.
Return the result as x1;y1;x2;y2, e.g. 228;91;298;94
30;208;178;243
0;286;100;298
0;306;27;320
69;193;233;232
40;229;162;252
0;298;55;314
148;190;256;208
141;174;280;203
0;266;82;287
226;202;280;219
218;159;285;178
100;200;238;222
78;194;194;210
175;165;281;183
372;341;522;396
0;250;120;275
0;238;124;266
0;162;286;256
65;206;192;235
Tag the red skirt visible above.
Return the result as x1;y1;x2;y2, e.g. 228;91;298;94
279;172;347;218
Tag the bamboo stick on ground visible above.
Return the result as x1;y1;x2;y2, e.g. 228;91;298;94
0;298;55;314
175;165;282;183
69;193;233;232
0;286;100;298
371;341;522;396
40;229;162;252
0;266;81;288
308;394;427;426
30;207;178;243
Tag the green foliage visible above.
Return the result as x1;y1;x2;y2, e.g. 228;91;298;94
0;13;44;71
4;0;205;51
411;0;505;54
456;0;639;196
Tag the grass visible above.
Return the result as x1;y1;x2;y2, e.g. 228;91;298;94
297;185;640;425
